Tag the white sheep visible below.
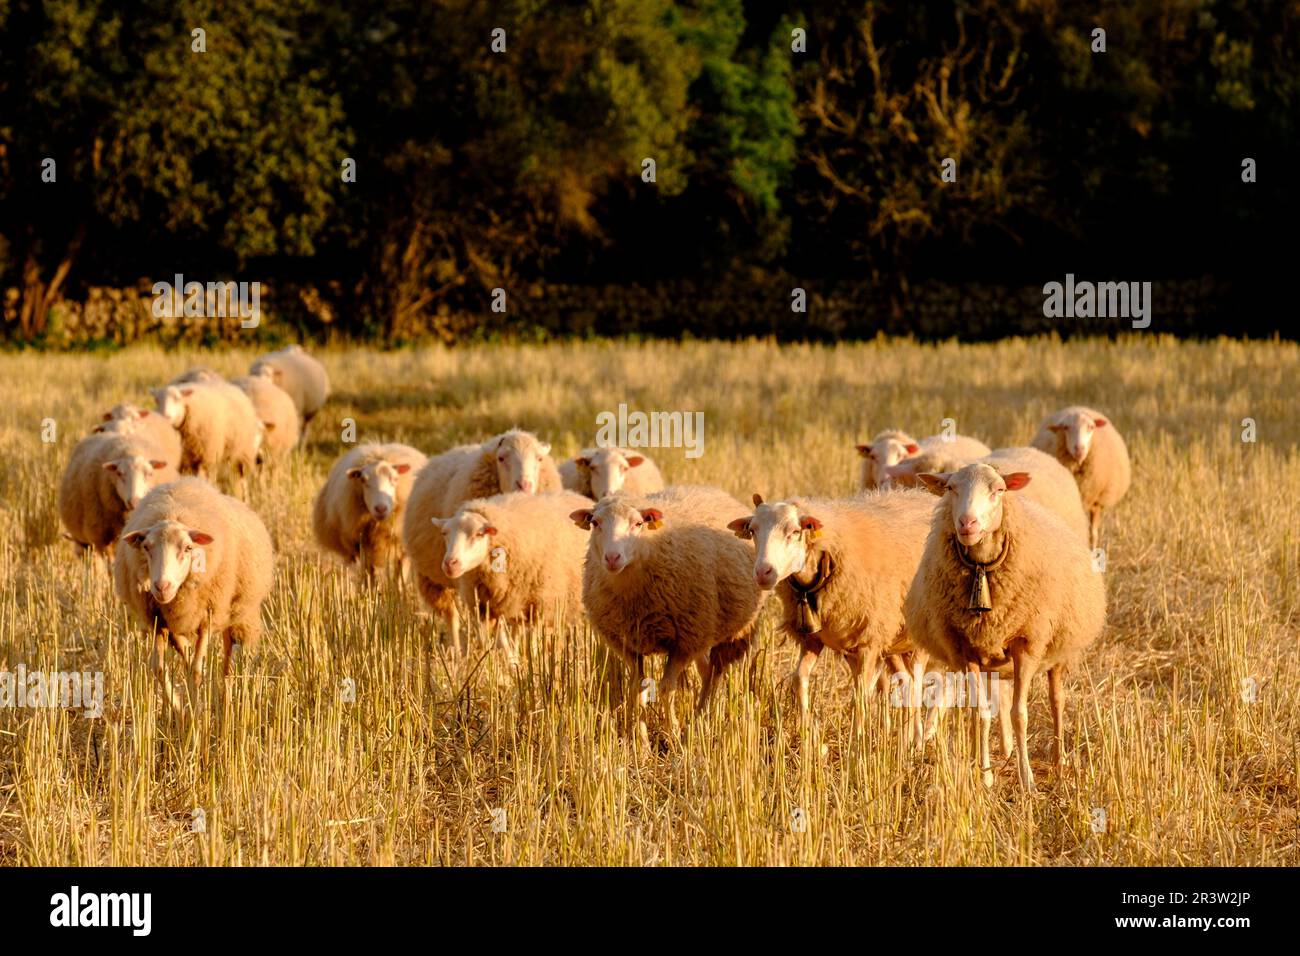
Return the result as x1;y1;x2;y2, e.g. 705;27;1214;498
1030;405;1131;549
905;462;1106;790
313;443;426;579
559;447;665;499
434;490;593;664
570;485;763;739
114;477;274;714
94;403;182;470
59;431;179;558
403;429;563;650
249;345;330;432
170;367;225;386
856;429;991;490
231;374;300;462
887;446;1089;543
152;381;260;497
726;489;933;721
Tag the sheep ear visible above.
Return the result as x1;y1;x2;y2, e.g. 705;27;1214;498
575;456;591;469
905;443;920;454
855;444;871;458
538;442;551;457
569;509;594;530
262;421;276;432
179;387;194;397
347;467;362;479
101;411;113;421
188;530;214;545
92;424;107;433
752;492;764;506
134;409;149;419
150;460;167;470
122;530;148;546
1002;472;1032;491
1093;417;1109;428
430;517;448;531
1048;423;1067;433
483;525;498;536
102;461;119;473
727;517;753;539
918;473;950;496
626;455;644;468
394;463;412;475
640;508;663;530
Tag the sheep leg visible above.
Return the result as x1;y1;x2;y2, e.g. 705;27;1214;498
1048;664;1067;774
150;630;185;716
790;639;823;718
1088;508;1102;551
658;652;690;738
1009;643;1037;792
909;651;930;749
221;631;236;679
997;671;1014;757
190;625;211;695
968;664;993;787
627;652;649;748
694;657;719;714
494;619;520;669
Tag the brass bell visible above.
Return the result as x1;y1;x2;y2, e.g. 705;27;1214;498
968;567;992;613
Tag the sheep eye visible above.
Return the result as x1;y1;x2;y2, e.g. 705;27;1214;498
498;455;506;463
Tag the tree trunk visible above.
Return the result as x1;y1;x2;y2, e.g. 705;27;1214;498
18;224;85;338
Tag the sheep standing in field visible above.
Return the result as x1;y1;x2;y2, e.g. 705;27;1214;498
403;429;563;650
231;374;300;462
249;345;330;435
887;446;1089;543
114;477;274;714
59;432;179;558
170;367;225;386
152;381;260;497
313;443;426;580
905;463;1106;790
1030;406;1131;549
726;489;933;721
559;447;665;500
94;404;182;470
856;429;991;490
434;490;592;664
570;485;763;740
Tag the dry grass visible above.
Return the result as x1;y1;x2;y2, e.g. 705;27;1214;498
0;335;1297;865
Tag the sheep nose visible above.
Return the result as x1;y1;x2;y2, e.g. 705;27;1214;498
604;553;623;572
516;480;534;493
958;516;980;534
373;503;388;517
755;564;778;589
442;558;461;577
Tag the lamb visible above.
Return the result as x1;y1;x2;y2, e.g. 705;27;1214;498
249;345;330;431
726;489;933;720
114;477;274;714
403;429;563;649
59;431;179;557
905;462;1106;790
152;380;260;497
887;446;1089;543
856;429;991;490
570;485;763;738
434;490;592;664
559;447;665;499
231;374;300;462
1030;405;1131;549
93;403;183;470
313;443;427;579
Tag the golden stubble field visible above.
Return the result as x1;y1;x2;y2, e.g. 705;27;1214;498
0;334;1296;865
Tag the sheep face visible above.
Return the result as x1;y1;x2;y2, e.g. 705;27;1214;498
348;460;411;520
1048;410;1109;464
919;464;1031;547
581;448;645;499
728;502;822;589
857;433;919;488
570;499;662;574
122;520;214;604
103;403;149;423
152;386;191;427
249;360;281;386
489;432;550;495
885;448;958;488
434;510;496;578
102;455;168;510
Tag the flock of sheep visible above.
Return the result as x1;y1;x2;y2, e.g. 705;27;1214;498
57;345;1132;791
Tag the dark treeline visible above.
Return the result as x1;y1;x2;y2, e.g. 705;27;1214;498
1;0;1295;343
